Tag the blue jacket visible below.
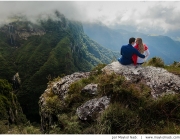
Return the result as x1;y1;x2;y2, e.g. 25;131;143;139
118;44;145;65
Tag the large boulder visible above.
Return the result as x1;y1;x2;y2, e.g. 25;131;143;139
52;72;90;99
102;61;180;97
76;96;110;121
81;83;98;95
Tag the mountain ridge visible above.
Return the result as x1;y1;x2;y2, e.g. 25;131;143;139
0;12;117;122
83;23;180;64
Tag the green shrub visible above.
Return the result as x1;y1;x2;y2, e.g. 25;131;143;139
46;95;66;114
65;77;98;108
0;120;9;134
0;79;12;96
140;94;180;125
0;95;10;119
97;73;125;96
5;123;41;134
50;114;81;134
90;63;107;76
97;73;151;109
24;125;41;134
164;65;180;76
155;123;180;134
94;72;180;134
97;103;138;134
144;57;164;67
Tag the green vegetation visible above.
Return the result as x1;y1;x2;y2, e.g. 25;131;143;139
0;79;29;134
1;11;180;134
143;56;180;77
0;12;115;122
143;57;165;68
1;48;180;134
145;57;180;76
41;61;180;134
164;61;180;76
0;122;41;134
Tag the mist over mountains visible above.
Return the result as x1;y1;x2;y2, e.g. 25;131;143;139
1;5;180;123
1;6;180;134
0;12;116;122
1;1;180;134
83;23;180;65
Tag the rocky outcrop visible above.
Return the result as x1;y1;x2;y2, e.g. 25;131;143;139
81;83;98;95
17;28;45;40
76;96;110;120
102;61;180;97
0;79;27;130
0;23;45;47
39;61;180;133
12;72;21;90
51;72;90;99
39;72;90;133
76;83;106;121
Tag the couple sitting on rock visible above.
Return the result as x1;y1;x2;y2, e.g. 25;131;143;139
118;37;150;65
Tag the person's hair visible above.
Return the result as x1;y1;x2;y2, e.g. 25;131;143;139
129;37;135;44
136;38;144;54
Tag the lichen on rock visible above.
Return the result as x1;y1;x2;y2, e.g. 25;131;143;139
76;96;110;120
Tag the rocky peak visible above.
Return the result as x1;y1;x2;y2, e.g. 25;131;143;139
39;61;180;133
102;62;180;97
12;72;21;90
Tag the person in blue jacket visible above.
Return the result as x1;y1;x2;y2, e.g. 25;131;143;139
118;37;145;65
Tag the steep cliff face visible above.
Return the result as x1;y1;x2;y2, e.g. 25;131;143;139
0;21;45;47
0;79;27;134
39;72;90;132
0;12;117;122
39;61;180;134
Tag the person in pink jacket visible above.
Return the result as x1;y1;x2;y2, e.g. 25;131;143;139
132;38;150;65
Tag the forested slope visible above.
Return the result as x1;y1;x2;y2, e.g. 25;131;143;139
0;11;116;122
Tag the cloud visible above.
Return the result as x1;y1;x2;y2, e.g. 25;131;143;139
105;1;180;34
0;1;180;35
138;2;180;32
0;1;80;24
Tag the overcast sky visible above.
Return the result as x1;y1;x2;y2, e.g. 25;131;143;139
0;1;180;35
